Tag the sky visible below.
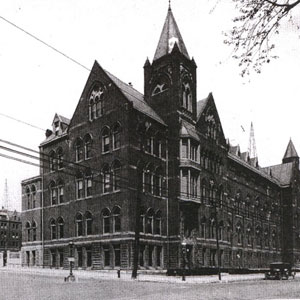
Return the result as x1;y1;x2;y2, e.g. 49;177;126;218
0;0;300;211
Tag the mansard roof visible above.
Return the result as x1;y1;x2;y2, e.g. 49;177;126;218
104;68;166;126
153;7;189;61
262;163;294;186
283;139;298;160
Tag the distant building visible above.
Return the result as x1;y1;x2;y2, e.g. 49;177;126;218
0;208;22;266
21;6;300;270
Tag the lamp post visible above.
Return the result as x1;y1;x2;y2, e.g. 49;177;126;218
181;241;186;281
65;241;75;282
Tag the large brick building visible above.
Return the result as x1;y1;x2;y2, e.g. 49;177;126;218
21;6;300;270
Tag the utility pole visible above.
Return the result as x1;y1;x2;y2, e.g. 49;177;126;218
132;126;144;279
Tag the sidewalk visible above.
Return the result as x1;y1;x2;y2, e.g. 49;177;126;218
0;266;265;284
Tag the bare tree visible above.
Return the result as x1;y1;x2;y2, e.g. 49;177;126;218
224;0;300;76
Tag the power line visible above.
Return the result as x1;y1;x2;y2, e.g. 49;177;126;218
0;112;45;131
0;15;91;73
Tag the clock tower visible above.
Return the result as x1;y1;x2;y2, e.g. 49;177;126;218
144;5;197;125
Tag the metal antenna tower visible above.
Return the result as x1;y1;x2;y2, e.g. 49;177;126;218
3;178;9;210
248;122;257;159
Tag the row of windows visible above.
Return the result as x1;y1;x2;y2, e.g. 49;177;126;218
181;138;198;162
142;164;167;197
25;185;37;209
48;160;122;206
142;133;167;159
198;217;278;248
140;208;162;235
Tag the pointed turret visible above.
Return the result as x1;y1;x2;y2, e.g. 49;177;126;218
153;5;189;61
283;139;299;164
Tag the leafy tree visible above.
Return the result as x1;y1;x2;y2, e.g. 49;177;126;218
224;0;300;76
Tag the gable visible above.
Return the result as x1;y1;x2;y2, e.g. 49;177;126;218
68;60;165;131
196;93;226;145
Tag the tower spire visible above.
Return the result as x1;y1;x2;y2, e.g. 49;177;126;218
248;122;257;159
153;5;189;61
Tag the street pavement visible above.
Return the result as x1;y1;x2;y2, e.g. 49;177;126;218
0;266;265;284
1;267;300;300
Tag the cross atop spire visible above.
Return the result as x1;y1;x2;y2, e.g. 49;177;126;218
153;6;190;61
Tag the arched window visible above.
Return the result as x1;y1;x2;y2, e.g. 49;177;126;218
112;160;121;192
85;175;93;197
272;230;277;248
31;185;36;209
102;208;111;234
264;228;269;248
84;134;92;159
182;81;192;112
32;221;37;241
155;210;162;235
57;147;64;169
112;123;121;150
89;84;105;120
25;222;31;241
26;187;31;209
246;225;252;246
85;211;93;235
236;222;243;245
50;181;57;205
49;151;56;171
154;167;162;196
50;219;56;240
57;217;64;239
101;127;110;153
112;206;121;232
209;217;216;239
256;226;262;247
143;163;153;194
76;213;83;236
57;180;64;204
75;139;83;162
139;207;145;233
102;164;111;193
226;220;232;242
218;220;224;240
146;208;154;234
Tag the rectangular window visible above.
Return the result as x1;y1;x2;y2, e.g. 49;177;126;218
181;139;188;159
156;246;162;267
190;174;198;198
139;245;145;267
77;179;83;199
103;173;110;193
51;250;56;268
86;247;92;267
51;188;57;205
77;247;83;268
181;170;188;197
103;136;110;153
190;142;198;161
148;245;154;267
32;251;36;266
145;137;152;154
104;245;110;267
59;249;64;268
114;245;121;267
58;186;64;203
86;178;92;197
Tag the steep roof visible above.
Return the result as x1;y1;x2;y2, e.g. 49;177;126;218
262;163;294;186
57;114;70;125
105;70;166;126
180;120;200;141
283;139;298;160
153;7;189;61
196;96;209;120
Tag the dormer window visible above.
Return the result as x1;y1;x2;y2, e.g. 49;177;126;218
54;121;60;136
